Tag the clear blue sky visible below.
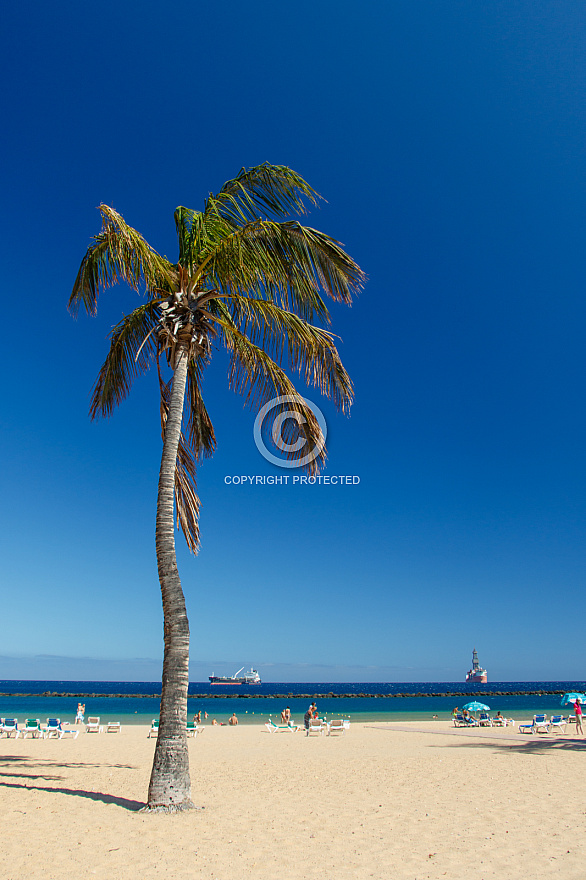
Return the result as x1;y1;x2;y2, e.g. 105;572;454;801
2;1;586;682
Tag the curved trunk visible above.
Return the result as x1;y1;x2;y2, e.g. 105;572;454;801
146;347;195;811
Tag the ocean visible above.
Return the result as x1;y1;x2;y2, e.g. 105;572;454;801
1;680;583;726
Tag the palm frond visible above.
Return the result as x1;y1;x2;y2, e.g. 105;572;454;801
218;296;353;412
70;204;175;316
215;316;326;473
192;220;364;324
89;302;160;419
185;354;216;459
207;163;322;225
174;206;235;273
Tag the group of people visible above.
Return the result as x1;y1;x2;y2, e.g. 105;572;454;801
193;710;239;726
451;700;583;733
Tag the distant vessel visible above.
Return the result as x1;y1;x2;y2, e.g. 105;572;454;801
209;667;261;685
465;648;488;683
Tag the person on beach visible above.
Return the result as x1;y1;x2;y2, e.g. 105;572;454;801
281;707;291;724
229;712;238;725
574;699;583;734
75;703;85;724
452;707;459;719
304;703;318;729
193;711;202;724
211;718;218;726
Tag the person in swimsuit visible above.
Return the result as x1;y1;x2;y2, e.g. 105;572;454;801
75;703;85;725
281;707;291;724
574;699;583;734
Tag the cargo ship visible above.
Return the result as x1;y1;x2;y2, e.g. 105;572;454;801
209;667;261;685
465;648;488;683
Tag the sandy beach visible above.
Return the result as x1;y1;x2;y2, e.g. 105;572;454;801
1;720;585;879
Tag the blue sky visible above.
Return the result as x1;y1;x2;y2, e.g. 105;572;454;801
2;1;586;682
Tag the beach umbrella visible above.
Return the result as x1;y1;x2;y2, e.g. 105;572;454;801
463;701;490;712
561;693;586;706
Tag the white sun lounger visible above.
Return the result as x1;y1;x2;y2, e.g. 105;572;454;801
327;719;346;735
2;719;20;738
265;719;299;733
59;721;79;739
44;718;63;739
306;719;325;736
22;719;42;738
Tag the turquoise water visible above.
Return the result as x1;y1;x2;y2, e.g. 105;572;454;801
0;692;575;726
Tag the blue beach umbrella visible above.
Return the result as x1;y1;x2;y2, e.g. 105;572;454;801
463;701;490;712
561;693;586;706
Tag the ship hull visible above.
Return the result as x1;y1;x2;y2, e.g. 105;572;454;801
466;673;488;683
208;678;261;685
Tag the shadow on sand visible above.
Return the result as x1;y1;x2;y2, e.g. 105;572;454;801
0;779;144;810
434;736;586;755
0;755;144;810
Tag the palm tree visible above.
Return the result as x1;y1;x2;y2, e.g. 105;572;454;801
69;164;365;811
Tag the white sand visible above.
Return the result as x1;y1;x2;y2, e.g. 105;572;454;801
1;721;585;879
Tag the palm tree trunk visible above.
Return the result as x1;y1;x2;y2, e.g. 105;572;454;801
146;346;195;811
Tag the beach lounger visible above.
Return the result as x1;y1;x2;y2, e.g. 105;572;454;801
492;716;514;727
186;721;198;738
549;715;566;734
148;719;159;738
85;716;103;733
44;718;63;739
2;718;20;738
478;713;492;726
518;715;549;734
328;719;345;735
22;719;42;738
264;719;299;733
453;714;477;727
306;719;325;736
60;722;79;739
106;722;121;733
